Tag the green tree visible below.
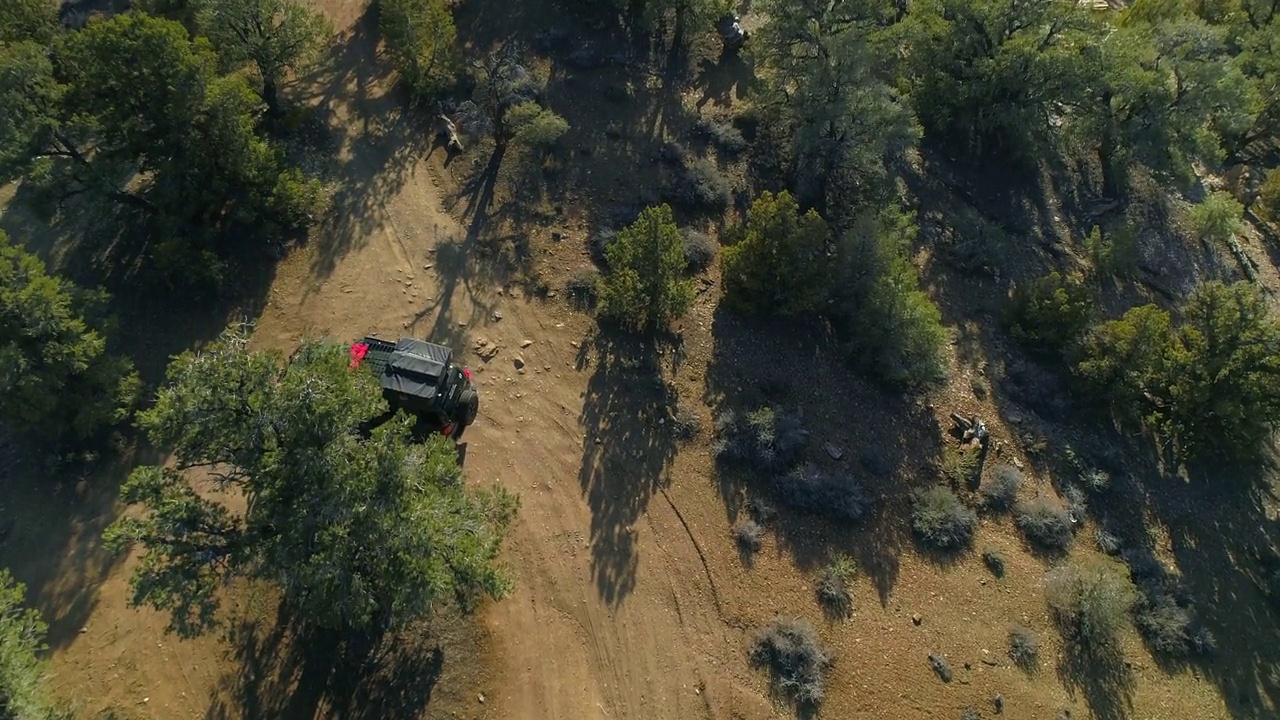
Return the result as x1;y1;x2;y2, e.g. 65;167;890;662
600;205;694;331
195;0;333;115
1188;190;1244;244
834;207;950;386
0;12;321;284
0;570;61;720
1259;167;1280;223
1007;272;1097;356
455;43;569;157
722;191;832;315
1077;281;1280;460
900;0;1098;160
1082;11;1255;195
755;0;919;221
381;0;457;97
104;328;518;637
0;231;140;448
0;0;56;45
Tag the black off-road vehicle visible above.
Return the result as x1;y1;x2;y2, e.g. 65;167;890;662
349;336;479;440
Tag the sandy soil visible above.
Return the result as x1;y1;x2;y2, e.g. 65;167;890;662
1;2;1273;720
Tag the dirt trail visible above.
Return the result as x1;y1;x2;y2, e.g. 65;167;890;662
246;18;760;714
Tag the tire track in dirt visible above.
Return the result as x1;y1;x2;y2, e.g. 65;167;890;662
252;146;757;719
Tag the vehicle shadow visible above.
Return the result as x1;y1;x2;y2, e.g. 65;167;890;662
575;327;682;606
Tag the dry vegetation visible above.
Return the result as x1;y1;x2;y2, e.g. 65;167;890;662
3;0;1280;719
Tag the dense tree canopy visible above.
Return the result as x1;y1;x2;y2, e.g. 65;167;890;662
104;329;518;637
1077;281;1280;461
0;232;139;448
381;0;458;98
0;11;321;284
900;0;1097;160
195;0;333;114
755;0;918;220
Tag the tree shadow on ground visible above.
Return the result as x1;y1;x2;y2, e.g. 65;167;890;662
1056;639;1136;720
702;306;940;606
575;327;681;606
291;2;434;280
204;599;488;720
453;0;719;264
986;335;1280;719
0;439;162;651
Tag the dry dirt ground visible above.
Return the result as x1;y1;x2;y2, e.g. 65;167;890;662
3;1;1280;719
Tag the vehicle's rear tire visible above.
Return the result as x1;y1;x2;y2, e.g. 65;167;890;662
460;388;479;426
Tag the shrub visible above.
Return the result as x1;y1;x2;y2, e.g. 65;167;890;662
1188;190;1244;245
1259;167;1280;223
1094;528;1123;555
747;495;778;523
749;618;832;710
1015;498;1074;551
775;464;872;523
566;269;600;309
1008;625;1039;670
911;486;977;550
722;191;833;316
816;555;856;618
1133;592;1194;655
1084;221;1139;278
834;208;949;386
981;465;1021;510
681;229;716;273
982;546;1006;577
661;156;730;212
508;101;570;150
1045;560;1136;653
1007;272;1095;355
713;407;809;472
693;117;748;154
669;404;701;439
599;205;695;331
1;570;60;720
734;518;765;553
941;444;981;487
380;0;457;97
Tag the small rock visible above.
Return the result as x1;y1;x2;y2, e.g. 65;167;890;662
994;693;1004;714
478;693;485;704
927;652;952;682
1013;458;1025;470
424;263;434;269
521;339;534;348
552;231;563;241
513;356;526;369
912;614;922;626
823;442;844;460
964;661;972;670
